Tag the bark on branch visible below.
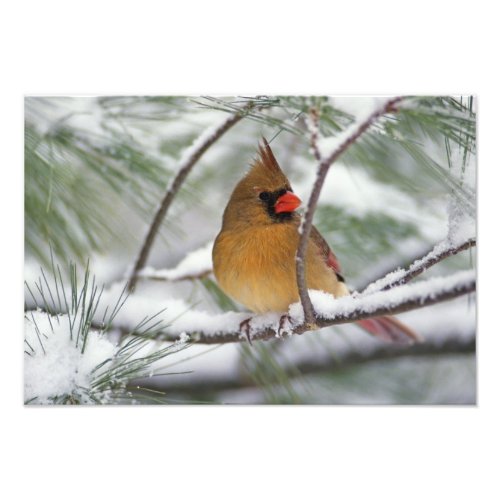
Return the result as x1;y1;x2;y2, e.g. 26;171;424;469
296;97;405;327
306;107;322;161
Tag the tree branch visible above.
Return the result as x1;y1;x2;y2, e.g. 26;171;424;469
26;269;476;347
146;270;475;344
137;269;211;283
305;107;322;161
363;237;476;294
296;97;405;327
127;103;252;292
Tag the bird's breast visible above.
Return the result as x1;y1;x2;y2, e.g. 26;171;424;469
212;225;346;314
213;226;299;313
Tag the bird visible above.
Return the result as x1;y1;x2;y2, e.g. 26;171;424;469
212;138;420;344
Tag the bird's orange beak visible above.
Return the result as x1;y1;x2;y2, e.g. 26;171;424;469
274;191;301;214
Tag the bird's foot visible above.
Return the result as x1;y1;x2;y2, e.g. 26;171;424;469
277;314;292;337
239;317;253;345
304;322;319;331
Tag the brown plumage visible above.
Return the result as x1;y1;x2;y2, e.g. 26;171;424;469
212;139;420;343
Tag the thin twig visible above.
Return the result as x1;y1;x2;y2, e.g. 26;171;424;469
138;269;211;283
127;103;252;292
141;271;475;344
297;97;405;327
363;237;476;294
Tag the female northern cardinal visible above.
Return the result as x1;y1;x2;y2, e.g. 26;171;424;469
212;139;419;343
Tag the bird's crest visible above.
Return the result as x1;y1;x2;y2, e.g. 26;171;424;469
246;138;290;189
257;137;282;174
220;138;295;228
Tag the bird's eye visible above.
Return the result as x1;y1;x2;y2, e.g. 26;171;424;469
277;188;287;197
259;191;271;201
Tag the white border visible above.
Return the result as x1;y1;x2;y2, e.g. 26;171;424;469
3;1;498;498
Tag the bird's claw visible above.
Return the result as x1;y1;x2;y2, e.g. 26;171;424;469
239;317;253;345
277;314;292;337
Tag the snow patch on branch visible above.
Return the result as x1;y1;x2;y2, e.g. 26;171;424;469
139;241;213;281
177;118;231;168
447;195;475;246
317;97;398;159
363;231;476;295
98;283;250;336
289;270;475;324
316;123;362;160
361;268;408;295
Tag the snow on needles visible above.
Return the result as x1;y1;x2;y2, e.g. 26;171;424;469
24;311;117;404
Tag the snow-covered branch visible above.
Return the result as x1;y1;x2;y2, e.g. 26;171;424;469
363;237;476;294
127;103;252;291
139;269;211;283
305;107;321;161
296;96;405;326
26;267;475;348
137;242;213;283
145;269;475;345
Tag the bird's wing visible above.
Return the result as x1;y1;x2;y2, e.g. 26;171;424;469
310;225;345;282
310;227;421;344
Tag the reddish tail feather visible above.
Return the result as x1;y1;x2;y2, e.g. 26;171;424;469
357;316;422;344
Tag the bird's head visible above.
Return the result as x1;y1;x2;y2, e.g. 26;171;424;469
221;139;302;229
